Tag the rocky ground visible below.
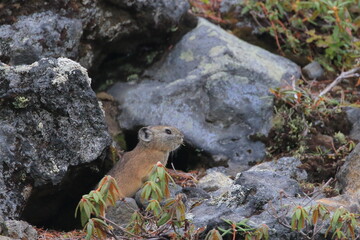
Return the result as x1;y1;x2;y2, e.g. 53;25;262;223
0;0;359;239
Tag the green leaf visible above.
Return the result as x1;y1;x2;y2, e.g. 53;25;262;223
85;219;94;240
291;214;298;230
205;229;223;240
218;227;231;236
83;201;91;219
141;183;152;200
75;202;80;218
90;203;99;217
331;208;342;227
157;166;165;180
93;217;108;226
295;208;301;220
96;192;106;206
81;210;89;227
93;191;99;202
157;212;171;226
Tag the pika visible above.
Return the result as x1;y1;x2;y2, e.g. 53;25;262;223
108;125;184;199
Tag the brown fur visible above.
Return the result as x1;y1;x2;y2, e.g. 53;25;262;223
107;125;183;199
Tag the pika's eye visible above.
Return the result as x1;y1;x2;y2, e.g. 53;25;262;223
165;129;172;134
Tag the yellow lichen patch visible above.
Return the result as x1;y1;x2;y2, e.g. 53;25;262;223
209;46;225;57
180;50;194;62
189;35;196;41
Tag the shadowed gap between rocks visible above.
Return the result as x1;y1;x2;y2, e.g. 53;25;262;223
19;127;227;231
20;159;111;231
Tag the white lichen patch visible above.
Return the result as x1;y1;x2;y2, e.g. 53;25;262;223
180;50;194;62
209;46;226;57
105;11;113;17
98;101;106;117
21;185;33;201
187;75;197;81
211;184;246;208
207;30;218;37
167;78;186;87
185;212;194;221
189;35;196;41
15;64;34;73
49;159;61;174
200;62;217;74
52;74;68;86
37;122;44;130
53;57;91;86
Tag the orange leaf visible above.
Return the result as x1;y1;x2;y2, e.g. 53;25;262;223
355;78;360;87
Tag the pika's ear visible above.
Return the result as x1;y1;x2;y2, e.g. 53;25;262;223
138;127;153;142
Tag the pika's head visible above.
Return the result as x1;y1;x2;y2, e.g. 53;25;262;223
138;125;184;152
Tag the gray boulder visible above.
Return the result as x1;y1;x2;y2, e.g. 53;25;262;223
4;220;38;240
108;18;300;173
248;157;308;182
198;170;233;198
106;198;139;228
336;143;360;194
302;61;324;80
0;0;194;80
0;11;82;65
0;58;111;228
346;107;360;141
105;0;189;28
188;167;303;237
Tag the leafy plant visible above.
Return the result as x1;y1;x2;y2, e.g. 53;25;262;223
289;204;359;239
267;80;355;155
205;228;224;240
75;162;205;239
269;187;360;240
218;219;269;240
326;207;359;239
13;96;29;109
189;0;226;23
241;0;360;71
75;175;120;239
291;206;310;231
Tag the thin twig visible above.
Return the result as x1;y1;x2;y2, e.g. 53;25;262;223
317;67;360;99
99;216;139;238
108;229;120;240
266;201;311;239
171;162;178;172
303;178;333;206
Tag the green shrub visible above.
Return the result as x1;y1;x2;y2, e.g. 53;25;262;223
241;0;360;71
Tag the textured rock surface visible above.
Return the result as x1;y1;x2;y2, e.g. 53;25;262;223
0;0;194;82
346;107;360;141
248;157;307;182
234;170;302;205
198;170;233;193
188;167;303;238
248;197;316;240
302;61;324;79
0;11;82;65
4;220;38;240
336;143;360;194
106;198;139;228
0;58;111;228
0;216;8;237
0;237;12;240
317;193;360;213
108;18;300;173
220;0;244;14
105;0;189;27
